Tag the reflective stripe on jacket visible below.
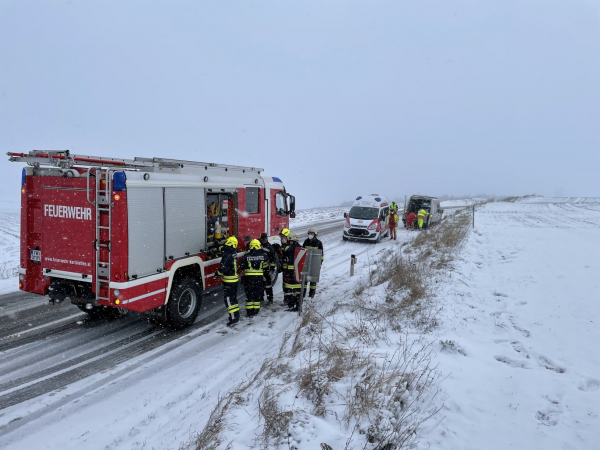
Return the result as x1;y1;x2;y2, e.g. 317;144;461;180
217;246;238;283
302;237;324;261
282;241;301;271
241;249;268;276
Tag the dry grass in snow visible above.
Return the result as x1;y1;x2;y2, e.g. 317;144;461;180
182;210;472;450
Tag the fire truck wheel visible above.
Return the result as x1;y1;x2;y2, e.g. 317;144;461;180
270;253;280;284
167;278;201;328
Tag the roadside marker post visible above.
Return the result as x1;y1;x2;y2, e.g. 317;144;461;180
350;254;357;276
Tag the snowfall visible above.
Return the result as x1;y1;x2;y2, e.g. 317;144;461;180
0;197;599;449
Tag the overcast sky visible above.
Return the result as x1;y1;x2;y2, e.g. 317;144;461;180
1;0;599;210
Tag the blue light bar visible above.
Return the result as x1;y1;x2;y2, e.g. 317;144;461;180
113;171;126;191
356;196;362;200
21;168;26;185
375;197;381;202
272;177;283;183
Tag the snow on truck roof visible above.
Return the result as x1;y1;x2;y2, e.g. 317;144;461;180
352;195;389;208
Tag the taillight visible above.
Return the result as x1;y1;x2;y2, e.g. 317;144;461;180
114;273;121;280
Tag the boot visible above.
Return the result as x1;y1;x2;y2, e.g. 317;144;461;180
226;318;239;327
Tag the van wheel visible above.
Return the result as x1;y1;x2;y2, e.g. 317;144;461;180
166;278;201;329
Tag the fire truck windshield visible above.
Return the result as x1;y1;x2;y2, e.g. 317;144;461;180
349;206;379;220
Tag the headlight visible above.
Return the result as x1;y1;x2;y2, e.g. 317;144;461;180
344;223;351;228
113;289;120;297
367;223;377;230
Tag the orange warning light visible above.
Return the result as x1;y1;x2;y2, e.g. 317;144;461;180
114;194;121;201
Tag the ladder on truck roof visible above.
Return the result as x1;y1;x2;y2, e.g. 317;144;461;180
88;168;113;303
7;149;264;174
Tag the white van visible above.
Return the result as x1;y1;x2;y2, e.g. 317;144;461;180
342;194;391;243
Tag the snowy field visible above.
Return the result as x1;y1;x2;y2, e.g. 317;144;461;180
428;198;600;449
0;198;599;449
0;213;20;296
290;206;347;228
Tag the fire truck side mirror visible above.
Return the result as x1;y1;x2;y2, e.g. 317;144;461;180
289;194;296;218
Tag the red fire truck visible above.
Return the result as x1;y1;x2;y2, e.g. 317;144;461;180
9;150;296;328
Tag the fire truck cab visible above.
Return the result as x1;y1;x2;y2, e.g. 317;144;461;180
10;150;296;328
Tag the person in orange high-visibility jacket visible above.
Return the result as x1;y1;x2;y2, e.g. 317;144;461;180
406;212;416;229
417;208;431;230
389;211;399;240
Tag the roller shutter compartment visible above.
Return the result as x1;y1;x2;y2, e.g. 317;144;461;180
127;187;165;278
165;187;205;259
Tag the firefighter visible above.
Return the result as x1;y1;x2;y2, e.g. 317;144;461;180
260;233;275;303
390;200;398;213
282;231;302;311
417;208;431;230
279;228;291;304
302;227;323;298
241;239;268;317
389;210;399;240
215;236;240;326
406;211;416;229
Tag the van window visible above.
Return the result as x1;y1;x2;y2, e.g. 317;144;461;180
246;188;260;214
349;206;378;220
276;192;287;216
380;207;389;220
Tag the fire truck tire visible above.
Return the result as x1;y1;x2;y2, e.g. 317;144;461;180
270;253;280;284
166;278;201;329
